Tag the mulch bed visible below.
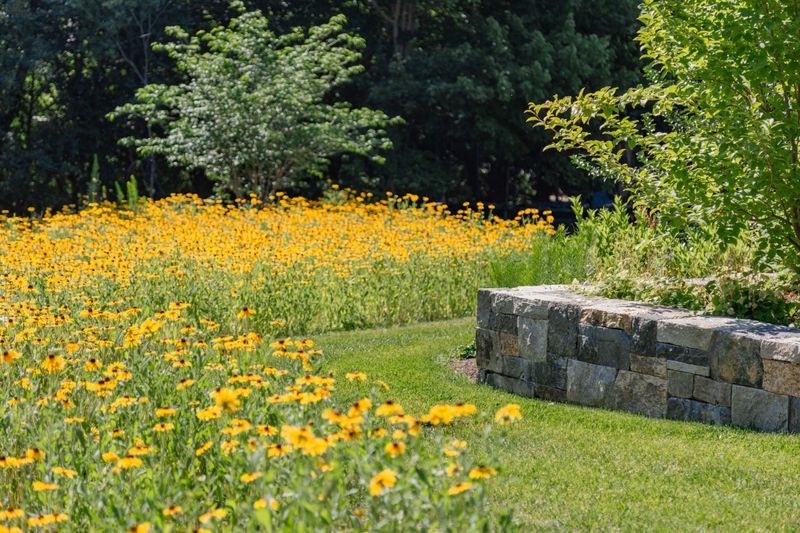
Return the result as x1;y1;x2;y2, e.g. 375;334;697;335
451;357;478;382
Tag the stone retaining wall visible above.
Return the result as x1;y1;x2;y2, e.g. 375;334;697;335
476;285;800;432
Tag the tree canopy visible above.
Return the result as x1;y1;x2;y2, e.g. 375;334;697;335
0;0;642;210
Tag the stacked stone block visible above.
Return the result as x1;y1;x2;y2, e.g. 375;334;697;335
476;285;800;433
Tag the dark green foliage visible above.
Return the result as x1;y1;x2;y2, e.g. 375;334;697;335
530;0;800;273
0;0;641;211
489;198;799;326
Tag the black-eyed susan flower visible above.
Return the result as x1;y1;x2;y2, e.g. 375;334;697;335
384;441;406;457
447;481;473;495
368;469;397;496
163;505;182;516
495;403;522;424
211;387;241;412
41;354;65;373
198;508;226;524
240;472;262;483
375;400;404;417
1;350;21;363
52;466;77;478
195;441;213;457
237;307;256;319
468;465;497;479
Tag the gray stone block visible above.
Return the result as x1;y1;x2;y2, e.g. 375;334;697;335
666;359;710;376
731;385;788;432
489;313;518;335
630;354;667;378
692;376;731;407
518;316;548;362
657;316;742;351
613;370;668;417
548;303;580;357
475;328;501;373
709;331;762;387
577;324;632;369
667;397;731;425
790;397;800;434
512;298;550;320
481;371;536;398
762;359;800;397
534;385;567;403
490;291;516;314
531;355;568;390
668;370;694;398
631;317;658;355
501;356;532;381
566;359;617;408
656;342;709;367
477;289;493;328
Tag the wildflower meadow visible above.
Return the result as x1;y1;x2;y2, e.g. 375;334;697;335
0;190;538;531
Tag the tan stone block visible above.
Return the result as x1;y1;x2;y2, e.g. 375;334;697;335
499;332;520;356
763;359;800;397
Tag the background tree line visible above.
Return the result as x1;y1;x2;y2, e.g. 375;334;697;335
0;0;641;211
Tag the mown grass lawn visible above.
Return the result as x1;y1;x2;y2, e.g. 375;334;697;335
318;317;800;531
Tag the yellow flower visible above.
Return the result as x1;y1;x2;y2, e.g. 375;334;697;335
83;358;102;371
254;498;279;511
196;406;222;421
345;372;367;381
221;439;239;453
32;481;59;491
240;472;263;483
153;422;174;432
1;349;22;364
368;469;397;496
41;354;66;373
25;448;45;460
126;523;151;533
128;445;153;456
237;307;256;319
375;400;404;417
155;407;177;417
468;465;497;479
52;466;77;478
384;441;406;457
447;481;473;495
256;424;277;436
102;452;120;463
195;440;214;457
163;505;182;516
211;387;241;413
112;455;143;473
198;508;227;524
26;513;68;528
177;378;195;390
494;403;522;424
267;444;292;457
0;508;24;520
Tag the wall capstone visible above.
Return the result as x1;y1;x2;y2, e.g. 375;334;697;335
476;285;800;433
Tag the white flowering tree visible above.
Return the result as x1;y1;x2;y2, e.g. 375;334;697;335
111;7;396;198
